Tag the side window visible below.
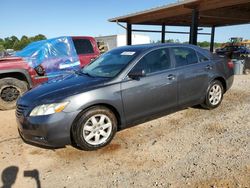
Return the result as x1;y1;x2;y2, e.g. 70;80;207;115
73;39;94;55
197;52;209;62
172;47;198;67
133;48;171;74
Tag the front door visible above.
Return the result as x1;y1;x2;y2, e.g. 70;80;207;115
121;48;178;125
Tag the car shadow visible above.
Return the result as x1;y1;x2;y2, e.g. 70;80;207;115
1;166;41;188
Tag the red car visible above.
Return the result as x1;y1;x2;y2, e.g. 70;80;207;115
0;36;100;110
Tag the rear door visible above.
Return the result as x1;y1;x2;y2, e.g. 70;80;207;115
72;38;99;67
171;47;212;105
121;48;178;124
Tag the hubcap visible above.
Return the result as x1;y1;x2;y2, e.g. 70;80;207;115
209;84;222;106
83;114;112;145
0;86;20;102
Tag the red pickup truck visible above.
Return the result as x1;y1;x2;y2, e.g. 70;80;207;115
0;36;100;110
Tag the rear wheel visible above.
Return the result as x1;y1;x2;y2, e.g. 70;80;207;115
244;68;250;75
0;78;28;110
201;80;224;110
72;106;117;150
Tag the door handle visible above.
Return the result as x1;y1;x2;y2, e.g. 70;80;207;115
205;65;213;70
167;74;175;80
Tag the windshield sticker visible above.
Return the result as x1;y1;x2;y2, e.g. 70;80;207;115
121;51;136;56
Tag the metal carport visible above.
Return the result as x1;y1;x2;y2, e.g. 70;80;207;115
109;0;250;52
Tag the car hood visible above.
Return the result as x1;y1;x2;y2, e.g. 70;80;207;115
19;73;110;106
0;56;24;64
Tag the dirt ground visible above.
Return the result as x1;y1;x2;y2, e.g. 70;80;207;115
0;75;249;188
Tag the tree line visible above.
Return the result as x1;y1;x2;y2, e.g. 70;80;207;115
0;34;47;52
0;34;223;52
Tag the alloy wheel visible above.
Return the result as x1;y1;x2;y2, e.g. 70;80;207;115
208;84;222;106
82;114;112;145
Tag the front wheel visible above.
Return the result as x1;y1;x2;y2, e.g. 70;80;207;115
0;78;28;110
72;106;117;151
201;80;224;110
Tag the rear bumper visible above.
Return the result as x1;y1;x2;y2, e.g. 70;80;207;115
16;111;79;148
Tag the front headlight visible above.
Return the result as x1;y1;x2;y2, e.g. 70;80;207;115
30;102;69;117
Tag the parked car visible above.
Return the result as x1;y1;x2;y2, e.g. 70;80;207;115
216;45;250;56
0;36;100;110
16;44;234;150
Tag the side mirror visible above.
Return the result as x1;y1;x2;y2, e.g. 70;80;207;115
128;69;146;79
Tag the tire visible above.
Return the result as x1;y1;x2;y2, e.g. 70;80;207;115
72;106;117;151
201;80;224;110
244;68;250;75
0;78;28;110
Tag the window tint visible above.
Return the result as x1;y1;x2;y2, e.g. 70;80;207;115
172;47;198;67
197;52;209;62
134;48;171;74
73;39;94;54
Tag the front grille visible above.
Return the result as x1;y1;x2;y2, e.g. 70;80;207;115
16;104;28;117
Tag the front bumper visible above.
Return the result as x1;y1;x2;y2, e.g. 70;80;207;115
16;110;80;148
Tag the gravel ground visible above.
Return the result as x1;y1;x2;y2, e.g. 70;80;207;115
0;75;249;188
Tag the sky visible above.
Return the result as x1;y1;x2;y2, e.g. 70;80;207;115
1;0;250;43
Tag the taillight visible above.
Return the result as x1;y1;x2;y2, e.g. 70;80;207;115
227;60;234;69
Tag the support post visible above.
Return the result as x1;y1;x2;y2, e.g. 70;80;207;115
210;26;215;52
127;23;132;45
161;24;165;43
189;9;199;45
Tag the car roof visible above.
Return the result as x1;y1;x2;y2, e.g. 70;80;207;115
114;43;201;52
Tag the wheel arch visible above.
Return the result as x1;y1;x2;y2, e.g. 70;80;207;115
71;103;122;131
212;76;227;93
70;103;122;147
0;69;32;88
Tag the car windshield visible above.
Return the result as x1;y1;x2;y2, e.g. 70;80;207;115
82;49;139;78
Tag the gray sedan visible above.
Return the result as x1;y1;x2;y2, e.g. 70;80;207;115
16;44;234;150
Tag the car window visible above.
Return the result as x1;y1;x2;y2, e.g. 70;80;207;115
172;47;198;67
82;49;139;78
133;48;171;74
73;39;94;55
197;52;209;62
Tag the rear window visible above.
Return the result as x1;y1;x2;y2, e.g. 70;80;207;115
73;39;94;55
172;47;198;67
197;51;209;62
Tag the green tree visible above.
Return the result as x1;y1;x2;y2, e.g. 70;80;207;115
0;45;4;52
34;34;46;41
3;36;19;49
17;35;31;50
0;38;4;51
0;35;48;51
165;39;175;43
198;41;210;48
3;37;12;49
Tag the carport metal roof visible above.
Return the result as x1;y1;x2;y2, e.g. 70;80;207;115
109;0;250;52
